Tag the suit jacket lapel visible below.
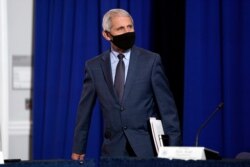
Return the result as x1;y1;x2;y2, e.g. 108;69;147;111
100;51;117;99
100;47;140;104
123;47;139;103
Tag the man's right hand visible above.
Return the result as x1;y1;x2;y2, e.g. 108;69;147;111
71;153;85;160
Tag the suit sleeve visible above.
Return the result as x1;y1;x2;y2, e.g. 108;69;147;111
151;54;182;146
72;62;97;154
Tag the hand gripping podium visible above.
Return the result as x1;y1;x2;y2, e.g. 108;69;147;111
149;117;221;160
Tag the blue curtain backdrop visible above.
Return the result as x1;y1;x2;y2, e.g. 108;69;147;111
32;0;152;159
33;0;250;160
184;0;250;158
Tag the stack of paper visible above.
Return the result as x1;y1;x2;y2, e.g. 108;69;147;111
149;117;165;154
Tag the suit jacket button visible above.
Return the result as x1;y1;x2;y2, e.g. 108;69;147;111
123;126;127;130
120;106;124;111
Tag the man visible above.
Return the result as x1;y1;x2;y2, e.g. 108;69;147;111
72;9;181;160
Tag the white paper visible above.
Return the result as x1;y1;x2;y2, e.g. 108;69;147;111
12;55;32;89
13;66;31;89
0;151;3;164
149;117;165;154
158;146;206;160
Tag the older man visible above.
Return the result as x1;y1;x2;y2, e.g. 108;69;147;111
72;8;181;160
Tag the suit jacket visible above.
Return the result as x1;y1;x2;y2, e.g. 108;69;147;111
73;46;181;157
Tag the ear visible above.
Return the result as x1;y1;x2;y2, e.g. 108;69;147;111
102;31;112;41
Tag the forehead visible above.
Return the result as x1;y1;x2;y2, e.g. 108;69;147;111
110;16;132;28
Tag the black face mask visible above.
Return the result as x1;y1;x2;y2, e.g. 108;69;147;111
109;32;136;50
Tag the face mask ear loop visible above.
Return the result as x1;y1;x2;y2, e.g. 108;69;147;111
105;31;113;41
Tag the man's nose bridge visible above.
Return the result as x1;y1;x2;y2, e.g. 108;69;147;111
124;28;129;33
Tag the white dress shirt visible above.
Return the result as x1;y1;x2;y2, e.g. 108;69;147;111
110;49;131;84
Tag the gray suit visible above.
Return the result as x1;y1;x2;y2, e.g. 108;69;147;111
73;46;181;157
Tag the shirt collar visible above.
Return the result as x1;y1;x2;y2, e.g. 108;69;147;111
110;48;131;60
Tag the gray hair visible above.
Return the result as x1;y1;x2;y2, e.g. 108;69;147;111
102;9;134;32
